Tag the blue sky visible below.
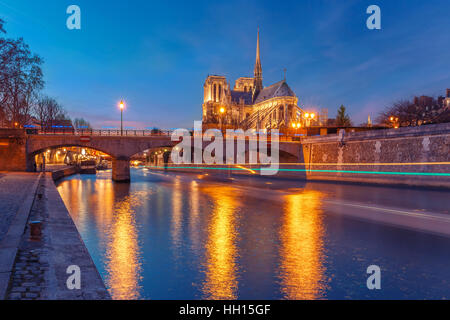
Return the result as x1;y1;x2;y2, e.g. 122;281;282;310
1;0;449;128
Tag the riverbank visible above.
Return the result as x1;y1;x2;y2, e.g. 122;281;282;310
0;172;41;299
49;165;80;181
148;123;450;188
0;172;110;300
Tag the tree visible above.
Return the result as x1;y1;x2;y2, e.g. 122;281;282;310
73;118;91;129
336;105;352;127
33;96;67;127
0;20;43;127
377;97;444;127
0;19;5;34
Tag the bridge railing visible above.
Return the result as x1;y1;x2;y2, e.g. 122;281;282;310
26;128;304;142
31;129;173;136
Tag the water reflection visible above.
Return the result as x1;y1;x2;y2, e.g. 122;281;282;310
171;178;183;256
57;170;450;300
278;190;328;299
201;186;240;299
58;176;145;300
105;188;146;300
188;181;201;253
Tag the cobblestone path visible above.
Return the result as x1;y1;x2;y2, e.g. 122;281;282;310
6;176;48;300
0;173;39;242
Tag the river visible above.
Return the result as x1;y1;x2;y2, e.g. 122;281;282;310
56;168;450;299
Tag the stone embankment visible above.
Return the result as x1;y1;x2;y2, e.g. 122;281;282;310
0;172;110;300
151;123;450;188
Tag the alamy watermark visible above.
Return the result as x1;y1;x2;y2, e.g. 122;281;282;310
366;5;381;30
366;265;381;290
66;5;81;30
66;265;81;290
170;121;280;175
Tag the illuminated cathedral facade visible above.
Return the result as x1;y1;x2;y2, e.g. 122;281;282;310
202;30;301;130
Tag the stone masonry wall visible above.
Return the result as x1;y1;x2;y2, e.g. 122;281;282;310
299;123;450;188
0;130;28;171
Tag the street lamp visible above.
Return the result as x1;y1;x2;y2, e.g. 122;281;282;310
119;100;125;136
389;115;399;128
219;107;226;133
303;112;315;127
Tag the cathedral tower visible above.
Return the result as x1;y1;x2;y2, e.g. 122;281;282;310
253;28;263;98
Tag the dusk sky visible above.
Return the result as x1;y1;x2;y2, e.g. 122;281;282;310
1;0;449;129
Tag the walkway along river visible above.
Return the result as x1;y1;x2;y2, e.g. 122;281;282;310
56;168;450;299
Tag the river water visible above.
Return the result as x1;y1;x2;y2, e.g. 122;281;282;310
56;168;450;299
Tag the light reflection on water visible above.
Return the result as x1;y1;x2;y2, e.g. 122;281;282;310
56;169;450;300
104;191;146;299
279;191;328;299
200;185;240;300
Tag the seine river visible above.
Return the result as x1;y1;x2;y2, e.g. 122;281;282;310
56;168;450;299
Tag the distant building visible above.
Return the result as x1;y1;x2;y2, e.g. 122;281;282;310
414;95;434;107
42;119;74;131
326;118;336;127
444;89;450;108
202;30;301;130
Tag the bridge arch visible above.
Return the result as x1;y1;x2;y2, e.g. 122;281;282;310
27;143;114;173
26;135;177;181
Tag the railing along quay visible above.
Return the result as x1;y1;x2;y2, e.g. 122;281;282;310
24;128;304;141
27;129;173;136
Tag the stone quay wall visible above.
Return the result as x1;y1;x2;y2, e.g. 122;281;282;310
51;166;80;181
0;129;28;171
153;123;450;188
297;122;450;188
3;173;110;300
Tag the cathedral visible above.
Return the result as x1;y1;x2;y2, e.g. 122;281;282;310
202;30;301;130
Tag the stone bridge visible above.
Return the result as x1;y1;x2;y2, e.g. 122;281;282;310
0;130;301;181
1;123;449;187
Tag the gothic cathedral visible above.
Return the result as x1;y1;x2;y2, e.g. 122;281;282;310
202;30;301;130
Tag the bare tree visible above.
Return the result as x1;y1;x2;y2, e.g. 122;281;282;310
0;20;43;127
377;99;439;127
73;118;91;129
33;96;67;128
0;19;5;35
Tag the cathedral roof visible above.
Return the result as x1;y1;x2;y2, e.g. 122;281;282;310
230;90;253;105
253;80;296;104
229;80;296;106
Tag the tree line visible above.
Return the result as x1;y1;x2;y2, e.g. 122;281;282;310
333;94;449;128
0;19;90;129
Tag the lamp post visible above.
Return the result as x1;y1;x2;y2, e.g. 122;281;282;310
119;100;125;136
389;116;399;128
291;122;301;137
303;112;315;127
219;107;225;134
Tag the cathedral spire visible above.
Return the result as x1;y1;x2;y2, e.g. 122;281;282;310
253;28;263;95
